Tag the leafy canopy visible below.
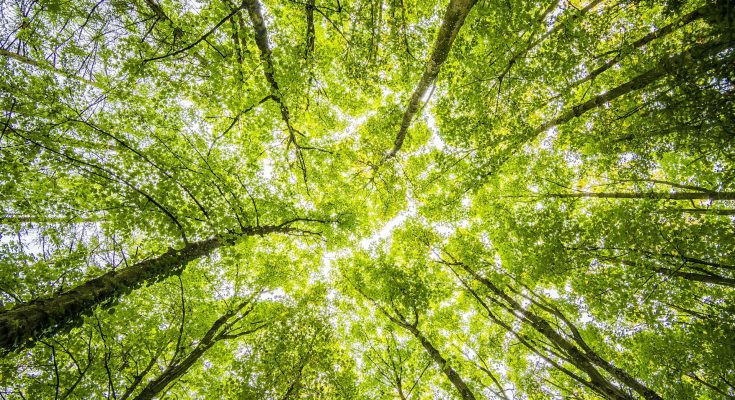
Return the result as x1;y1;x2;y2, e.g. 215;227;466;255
1;0;734;398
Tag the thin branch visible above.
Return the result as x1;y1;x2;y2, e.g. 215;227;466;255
143;1;247;63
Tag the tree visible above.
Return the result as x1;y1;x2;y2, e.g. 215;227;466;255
1;0;733;398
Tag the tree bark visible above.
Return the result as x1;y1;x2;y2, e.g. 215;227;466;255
535;39;733;135
667;269;735;286
383;0;477;162
456;273;630;400
546;191;735;201
245;0;308;180
0;223;297;351
246;0;295;132
304;0;316;60
679;208;735;216
456;261;662;400
404;324;477;400
359;282;478;400
133;298;257;399
604;257;735;288
0;48;100;88
573;3;711;87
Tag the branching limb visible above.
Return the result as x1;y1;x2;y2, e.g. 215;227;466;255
143;1;247;63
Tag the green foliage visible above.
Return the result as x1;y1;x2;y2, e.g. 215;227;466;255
1;0;734;398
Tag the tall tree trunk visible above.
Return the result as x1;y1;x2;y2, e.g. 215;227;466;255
0;48;100;88
0;223;299;351
573;3;711;87
304;0;316;60
120;352;161;400
602;257;735;288
133;298;259;399
245;0;308;181
403;324;477;400
535;39;733;135
679;208;735;216
356;281;478;400
383;0;477;162
457;275;630;400
246;0;295;133
454;261;663;400
546;191;735;201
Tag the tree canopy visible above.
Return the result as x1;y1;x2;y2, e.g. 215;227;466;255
1;0;734;398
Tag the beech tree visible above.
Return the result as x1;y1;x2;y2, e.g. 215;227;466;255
1;0;733;398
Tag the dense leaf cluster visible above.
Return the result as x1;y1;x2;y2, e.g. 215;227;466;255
0;0;733;398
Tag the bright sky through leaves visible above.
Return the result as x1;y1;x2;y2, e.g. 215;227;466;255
0;0;734;398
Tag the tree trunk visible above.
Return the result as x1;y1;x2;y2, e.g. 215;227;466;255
535;39;733;135
679;208;735;216
457;262;663;400
404;324;477;400
383;0;477;162
573;3;711;87
134;298;256;399
0;48;100;88
0;238;217;352
546;191;735;201
304;0;316;60
245;0;307;177
0;224;295;351
605;257;735;288
367;293;478;400
246;0;293;129
457;274;630;400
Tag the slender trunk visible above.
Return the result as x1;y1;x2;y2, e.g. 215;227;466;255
587;353;671;400
245;0;306;176
280;359;308;400
572;246;735;272
0;224;294;351
246;0;280;92
399;0;412;57
304;0;316;60
607;257;735;288
546;191;735;201
120;353;160;400
134;344;208;399
361;284;478;400
0;215;105;224
143;0;174;23
512;284;679;400
134;298;256;399
573;4;710;87
679;208;735;216
475;362;510;400
0;48;100;89
142;3;247;63
457;262;662;400
404;324;477;400
383;0;477;162
456;273;629;400
511;304;634;399
535;39;733;135
246;0;293;129
685;373;733;398
671;255;735;272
